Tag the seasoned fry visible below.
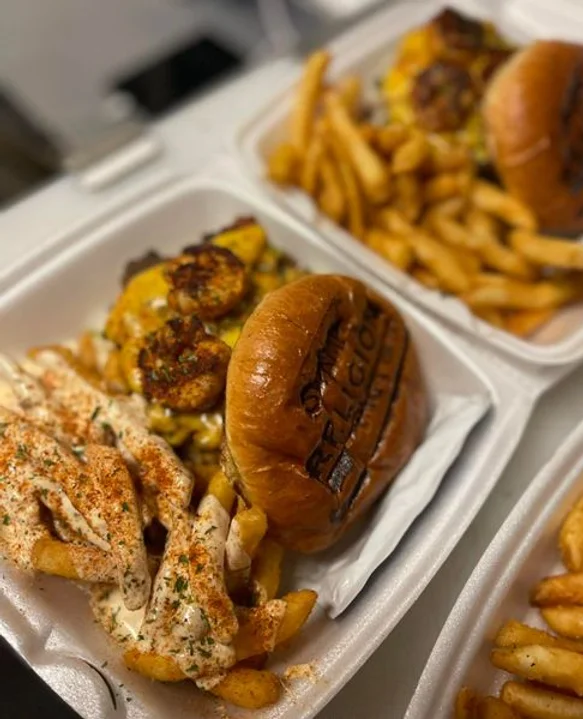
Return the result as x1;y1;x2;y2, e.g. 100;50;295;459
409;230;472;294
290;50;330;152
392;130;429;173
561;495;583;572
532;573;583;607
501;680;583;719
430;214;483;251
31;537;117;583
494;619;583;654
424;196;466;219
473;307;505;329
394;173;422;222
456;687;480;719
208;469;236;512
542;606;583;639
267;143;299;186
325;93;392;204
234;506;268;559
376;123;409;155
251;538;284;604
123;648;185;682
450;246;481;276
299;132;324;195
327;132;366;239
471;181;537;231
235;589;318;661
364;229;413;270
510;230;583;270
411;266;441;290
318;153;346;223
505;309;555;337
211;667;282;709
478;696;521;718
376;207;414;236
337;75;362;116
424;171;472;203
426;140;471;173
463;278;579;310
490;645;583;696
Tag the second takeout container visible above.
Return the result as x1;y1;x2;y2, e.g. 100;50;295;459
235;0;583;368
405;415;583;719
0;173;549;719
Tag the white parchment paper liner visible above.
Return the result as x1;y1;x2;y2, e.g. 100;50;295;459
292;392;490;617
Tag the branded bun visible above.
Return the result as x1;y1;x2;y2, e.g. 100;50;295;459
224;275;428;553
484;40;583;234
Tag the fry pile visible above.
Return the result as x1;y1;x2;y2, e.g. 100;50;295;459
267;50;583;338
456;489;583;718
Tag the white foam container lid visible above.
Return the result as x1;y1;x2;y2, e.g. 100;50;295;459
235;0;583;368
0;170;547;719
405;411;583;718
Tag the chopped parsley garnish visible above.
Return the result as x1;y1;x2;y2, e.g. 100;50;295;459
195;563;203;574
43;459;56;468
174;576;188;594
186;663;199;674
90;406;101;421
15;444;28;460
121;502;130;513
198;647;212;659
204;525;217;535
178;554;189;565
2;514;10;525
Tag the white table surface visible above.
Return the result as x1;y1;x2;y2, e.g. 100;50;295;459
2;50;583;719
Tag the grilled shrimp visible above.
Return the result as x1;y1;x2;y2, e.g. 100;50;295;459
166;246;247;321
138;316;231;412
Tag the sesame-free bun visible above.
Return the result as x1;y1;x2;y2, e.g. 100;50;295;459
224;275;428;553
484;40;583;234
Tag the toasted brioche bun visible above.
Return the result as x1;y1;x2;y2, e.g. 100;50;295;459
224;275;428;553
484;40;583;235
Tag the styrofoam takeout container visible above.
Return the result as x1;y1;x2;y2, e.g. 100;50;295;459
0;174;543;719
406;415;583;719
235;0;583;367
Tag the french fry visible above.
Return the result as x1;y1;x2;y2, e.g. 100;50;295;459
501;680;583;719
325;92;392;204
561;495;583;572
471;181;537;231
208;470;236;513
409;230;472;294
426;140;471;173
510;230;583;270
359;123;377;144
542;607;583;639
337;75;362;116
450;246;481;276
456;687;480;719
430;214;484;251
318;153;346;223
473;307;505;329
394;173;423;222
490;645;583;696
505;309;555;337
376;123;409;155
424;196;466;220
376;207;414;236
392;130;429;173
290;50;330;152
267;143;300;186
364;229;414;270
235;590;318;661
411;266;441;290
31;537;117;583
299;132;324;195
463;278;579;310
211;667;282;709
251;538;284;604
234;506;268;560
478;696;522;718
123;648;185;682
424;171;472;203
494;619;583;655
327;132;366;239
532;573;583;607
